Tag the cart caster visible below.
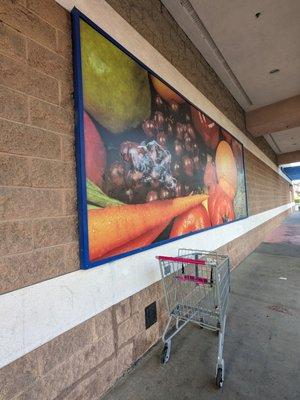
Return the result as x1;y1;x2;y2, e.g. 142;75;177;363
199;317;204;328
161;342;171;364
216;368;223;388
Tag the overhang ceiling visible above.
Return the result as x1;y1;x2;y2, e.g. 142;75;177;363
162;0;300;162
266;127;300;154
189;0;300;110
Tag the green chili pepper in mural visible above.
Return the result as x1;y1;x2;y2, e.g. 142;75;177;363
87;179;123;208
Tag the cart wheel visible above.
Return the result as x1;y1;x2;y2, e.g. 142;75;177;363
199;318;204;329
161;343;170;364
216;368;223;388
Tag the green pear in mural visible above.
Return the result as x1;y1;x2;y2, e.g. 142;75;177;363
80;20;151;134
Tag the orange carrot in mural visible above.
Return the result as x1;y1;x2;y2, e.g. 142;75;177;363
102;221;170;259
88;194;208;260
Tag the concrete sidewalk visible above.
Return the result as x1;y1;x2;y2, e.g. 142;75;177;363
102;213;300;400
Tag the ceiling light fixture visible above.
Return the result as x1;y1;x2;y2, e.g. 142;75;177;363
269;68;280;74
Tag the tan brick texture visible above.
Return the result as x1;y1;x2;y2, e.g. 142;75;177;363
0;0;76;294
244;150;291;215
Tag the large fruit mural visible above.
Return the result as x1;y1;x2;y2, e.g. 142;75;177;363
74;15;248;267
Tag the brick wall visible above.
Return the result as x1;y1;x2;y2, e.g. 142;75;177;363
0;0;78;294
0;1;292;399
244;149;291;215
1;279;165;400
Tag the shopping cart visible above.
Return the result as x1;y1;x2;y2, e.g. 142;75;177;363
157;249;230;388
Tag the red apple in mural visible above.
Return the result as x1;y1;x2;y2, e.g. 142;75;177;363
191;107;220;150
84;111;106;187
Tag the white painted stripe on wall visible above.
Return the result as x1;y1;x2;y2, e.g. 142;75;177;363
55;0;290;184
0;202;293;369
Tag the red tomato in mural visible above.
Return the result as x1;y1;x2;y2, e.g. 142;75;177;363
84;111;106;187
208;185;235;226
191;107;220;150
170;204;211;238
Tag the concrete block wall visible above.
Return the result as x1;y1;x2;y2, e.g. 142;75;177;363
0;1;292;399
0;0;78;294
1;280;168;400
244;150;291;215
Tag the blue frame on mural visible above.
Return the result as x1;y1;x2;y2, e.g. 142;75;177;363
71;8;249;270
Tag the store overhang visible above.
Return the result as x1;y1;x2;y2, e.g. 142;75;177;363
282;166;300;181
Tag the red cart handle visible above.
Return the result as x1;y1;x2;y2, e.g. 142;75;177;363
156;255;206;265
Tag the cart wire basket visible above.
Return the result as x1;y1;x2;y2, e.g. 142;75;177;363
157;249;230;388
